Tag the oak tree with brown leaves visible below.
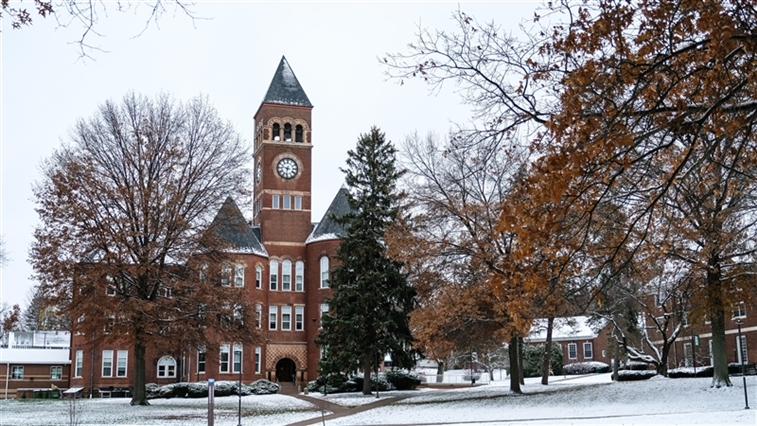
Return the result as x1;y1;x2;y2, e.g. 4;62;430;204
30;92;264;405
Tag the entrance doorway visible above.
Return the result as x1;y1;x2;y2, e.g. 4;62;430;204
276;358;296;382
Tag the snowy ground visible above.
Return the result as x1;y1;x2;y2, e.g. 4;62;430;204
1;374;755;425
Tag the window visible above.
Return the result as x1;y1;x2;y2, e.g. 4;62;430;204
295;124;304;142
198;349;206;374
235;264;245;287
159;286;172;298
295;306;304;331
733;302;747;319
269;306;278;330
684;343;693;367
106;276;116;296
272;194;280;209
221;264;231;286
283;195;291;210
220;344;230;373
233;345;243;373
284;123;292;141
709;339;714;366
583;342;593;359
282;306;292;330
319;303;329;327
270;260;279;290
295;261;304;292
256;304;262;329
282;260;292;291
255;265;262;289
272;123;280;141
255;347;261;373
117;350;128;377
294;195;302;210
234;305;244;323
157;356;176;378
11;366;23;380
50;366;63;380
320;256;329;288
568;343;577;359
738;335;748;364
102;350;113;377
104;314;115;334
75;350;83;378
199;263;208;282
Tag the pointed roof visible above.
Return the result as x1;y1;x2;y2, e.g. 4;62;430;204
261;56;313;107
306;187;351;243
209;197;268;256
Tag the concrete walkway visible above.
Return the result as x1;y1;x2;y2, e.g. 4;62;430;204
285;393;411;426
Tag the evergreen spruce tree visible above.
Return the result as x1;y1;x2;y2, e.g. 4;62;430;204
316;126;418;395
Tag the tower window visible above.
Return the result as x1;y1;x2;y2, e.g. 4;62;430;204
272;123;280;141
283;195;291;210
272;194;280;209
284;123;292;142
294;195;302;210
320;256;330;288
295;125;304;142
270;260;279;291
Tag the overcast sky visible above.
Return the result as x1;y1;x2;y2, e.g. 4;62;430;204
1;2;538;309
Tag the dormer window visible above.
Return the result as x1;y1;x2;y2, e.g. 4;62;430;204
272;123;281;141
295;125;304;142
284;123;292;142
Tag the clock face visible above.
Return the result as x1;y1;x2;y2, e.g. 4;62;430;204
255;161;262;184
277;158;298;179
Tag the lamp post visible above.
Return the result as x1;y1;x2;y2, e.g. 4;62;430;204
736;319;750;410
237;356;242;426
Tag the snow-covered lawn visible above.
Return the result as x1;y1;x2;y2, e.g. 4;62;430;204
1;374;755;425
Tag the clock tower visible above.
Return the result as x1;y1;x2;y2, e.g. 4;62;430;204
252;56;314;246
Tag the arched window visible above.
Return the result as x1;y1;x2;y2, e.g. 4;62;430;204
295;261;304;291
320;256;329;288
157;356;176;378
282;260;292;291
270;260;279;290
295;125;304;142
255;265;262;289
284;123;292;141
272;123;281;141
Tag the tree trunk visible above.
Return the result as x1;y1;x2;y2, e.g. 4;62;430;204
436;360;444;383
508;335;522;394
657;341;670;377
130;339;150;405
518;337;525;385
707;257;732;388
362;355;373;395
541;316;554;385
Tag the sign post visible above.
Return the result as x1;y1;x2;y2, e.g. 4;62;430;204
208;378;215;426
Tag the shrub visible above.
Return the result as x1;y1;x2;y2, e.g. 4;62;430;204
668;366;713;378
462;373;481;382
145;383;160;399
353;373;390;391
248;379;279;395
622;361;650;371
385;370;421;390
186;382;209;398
564;361;610;375
523;343;564;378
617;370;656;381
306;373;357;394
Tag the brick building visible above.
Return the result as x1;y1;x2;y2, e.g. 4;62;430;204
526;316;613;367
68;56;346;395
1;331;71;399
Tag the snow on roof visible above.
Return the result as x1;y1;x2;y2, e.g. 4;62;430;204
525;316;608;343
0;347;71;364
305;232;339;244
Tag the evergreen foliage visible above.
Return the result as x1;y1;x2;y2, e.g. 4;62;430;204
523;343;563;378
316;127;418;394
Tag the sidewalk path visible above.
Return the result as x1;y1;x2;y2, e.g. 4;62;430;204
285;394;412;426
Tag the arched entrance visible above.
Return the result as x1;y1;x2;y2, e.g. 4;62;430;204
276;358;296;382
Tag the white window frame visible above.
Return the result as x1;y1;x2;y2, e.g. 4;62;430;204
157;356;176;378
235;263;245;287
272;194;280;209
733;301;747;319
738;335;748;364
684;342;693;367
282;260;292;291
583;342;593;359
75;350;83;378
233;344;243;373
50;366;63;380
269;306;278;330
198;349;206;374
11;366;23;380
282;306;292;330
320;256;329;288
102;350;113;377
255;265;262;289
255;347;261;373
221;264;231;287
269;260;279;291
295;306;304;331
220;344;230;373
319;303;329;327
568;343;577;360
294;195;302;210
295;261;304;292
116;350;128;377
283;194;291;210
256;304;262;329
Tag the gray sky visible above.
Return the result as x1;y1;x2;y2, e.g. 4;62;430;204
1;2;537;309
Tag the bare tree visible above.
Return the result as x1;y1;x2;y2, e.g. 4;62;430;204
30;92;263;405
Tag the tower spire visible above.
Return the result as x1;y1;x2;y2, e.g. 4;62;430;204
261;56;312;107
